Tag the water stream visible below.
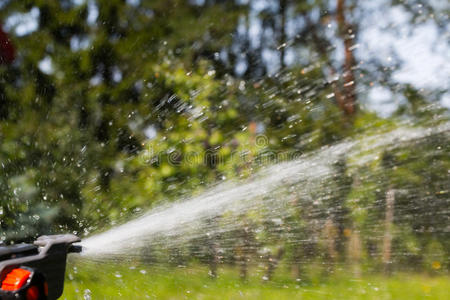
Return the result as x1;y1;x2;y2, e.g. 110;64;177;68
81;121;450;259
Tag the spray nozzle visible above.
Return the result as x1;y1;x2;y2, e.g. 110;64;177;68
0;234;81;300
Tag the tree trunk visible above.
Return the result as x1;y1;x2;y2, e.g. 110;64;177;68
382;188;395;274
205;218;220;278
279;0;288;68
347;229;362;277
264;248;284;281
324;218;338;261
291;246;303;280
336;0;357;116
238;225;251;281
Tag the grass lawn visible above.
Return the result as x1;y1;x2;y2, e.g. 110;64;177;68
62;260;449;299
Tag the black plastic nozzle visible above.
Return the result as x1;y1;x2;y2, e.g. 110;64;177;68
0;234;81;300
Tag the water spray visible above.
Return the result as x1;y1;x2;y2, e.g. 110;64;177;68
82;122;450;258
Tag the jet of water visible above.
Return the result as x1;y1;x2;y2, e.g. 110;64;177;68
81;122;449;258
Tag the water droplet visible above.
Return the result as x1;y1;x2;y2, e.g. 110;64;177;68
83;289;91;300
